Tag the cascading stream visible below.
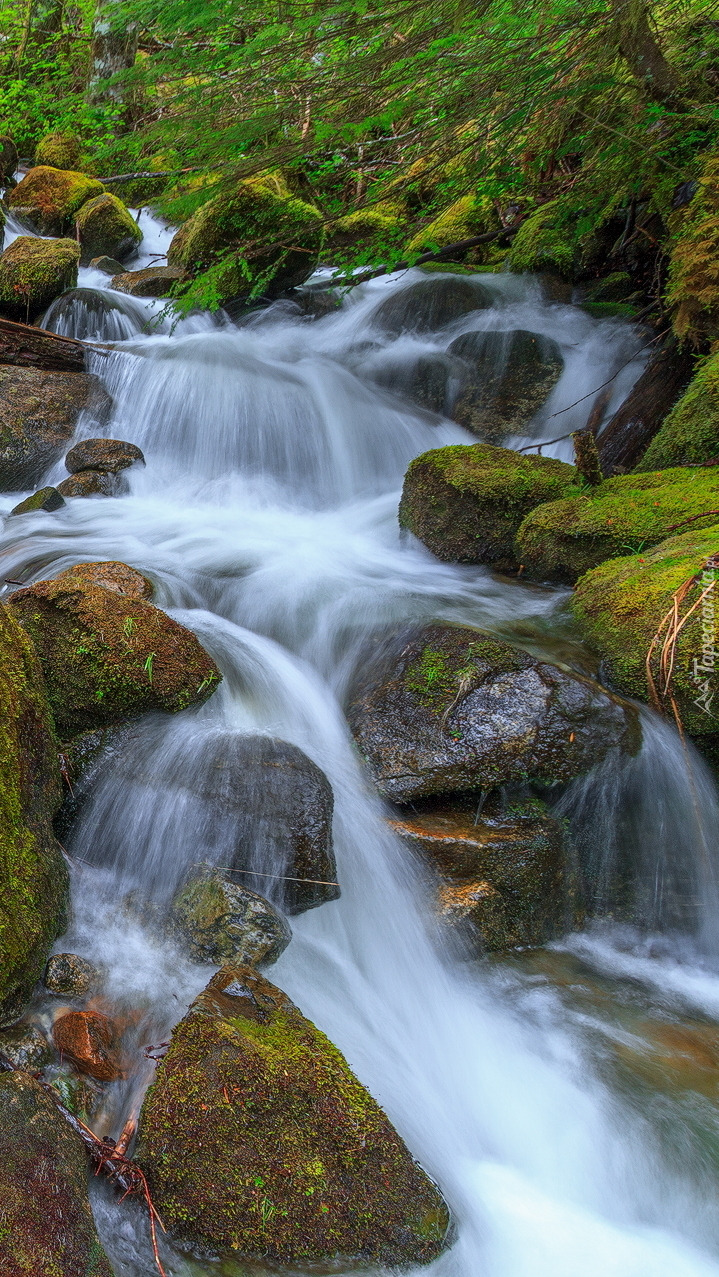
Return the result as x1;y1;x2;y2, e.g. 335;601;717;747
3;227;719;1277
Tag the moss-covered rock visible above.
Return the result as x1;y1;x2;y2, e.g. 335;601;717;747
167;174;323;300
347;623;639;803
0;365;110;490
8;562;221;738
136;964;451;1265
9;486;65;516
328;207;404;251
637;351;719;470
8;167;104;236
405;193;498;260
571;524;719;737
75;192;142;266
398;443;578;570
507;201;575;278
516;466;719;584
370;275;491;336
0;235;80;320
667;153;719;346
34;131;83;171
170;867;292;967
447;328;564;442
0;1071;112;1276
390;795;569;950
0;605;68;1022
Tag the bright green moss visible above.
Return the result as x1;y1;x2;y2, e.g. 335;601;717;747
571;524;719;736
328;207;402;249
399;443;579;569
75;192;143;265
507;201;576;278
8;166;104;235
34;131;82;171
638;351;719;470
667;153;719;346
406;194;496;259
0;236;79;319
517;465;719;583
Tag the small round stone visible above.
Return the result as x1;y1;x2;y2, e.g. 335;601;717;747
64;437;145;475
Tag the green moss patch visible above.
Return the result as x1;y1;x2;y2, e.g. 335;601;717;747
8;167;104;236
637;351;719;470
667;153;719;347
517;465;719;584
0;236;80;320
399;443;578;570
34;131;83;171
76;192;143;266
405;193;497;261
507;201;576;278
136;965;451;1265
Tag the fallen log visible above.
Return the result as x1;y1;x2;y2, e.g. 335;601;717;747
597;336;694;475
0;316;88;373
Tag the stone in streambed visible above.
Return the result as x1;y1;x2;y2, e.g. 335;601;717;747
8;561;220;738
0;1071;113;1275
57;469;125;497
170;867;291;966
65;436;144;473
398;443;578;570
0;235;80;320
370;275;491;335
447;328;564;442
52;1009;121;1081
75;192;142;265
110;264;187;297
0;1021;53;1069
9;485;65;515
44;952;100;998
7;166;103;235
0;364;111;490
89;255;126;275
136;964;451;1265
347;623;640;804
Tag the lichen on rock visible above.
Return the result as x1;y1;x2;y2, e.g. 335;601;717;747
0;235;80;320
136;964;451;1265
398;443;578;570
170;867;292;966
8;166;104;236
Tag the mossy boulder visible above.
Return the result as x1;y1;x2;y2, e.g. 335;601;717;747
0;1071;112;1276
9;485;65;515
0;235;80;320
398;443;578;570
405;193;498;260
8;561;222;738
637;351;719;470
370;275;491;336
516;466;719;584
8;167;104;236
390;795;570;951
328;207;404;251
347;623;639;804
136;964;451;1265
75;192;142;266
571;524;719;737
507;201;575;278
667;153;719;346
0;605;68;1022
372;351;460;415
34;131;83;172
170;867;292;967
167;174;323;300
447;328;564;442
0;365;110;489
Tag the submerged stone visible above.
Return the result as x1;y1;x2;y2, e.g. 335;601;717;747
57;469;124;497
0;1071;112;1275
136;964;451;1265
347;623;639;804
398;443;578;570
170;868;292;967
447;328;564;442
52;1009;121;1081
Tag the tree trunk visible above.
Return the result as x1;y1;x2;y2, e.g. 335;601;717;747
87;0;137;108
609;0;680;105
597;337;693;475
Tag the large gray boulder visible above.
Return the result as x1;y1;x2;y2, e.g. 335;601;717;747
347;623;640;803
370;276;492;336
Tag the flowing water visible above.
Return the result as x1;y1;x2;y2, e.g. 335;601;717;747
3;217;719;1276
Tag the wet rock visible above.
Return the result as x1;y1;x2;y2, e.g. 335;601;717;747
447;329;564;442
184;733;338;915
572;522;719;738
0;314;86;372
370;275;491;335
167;172;323;300
59;560;153;599
0;364;111;490
45;1064;106;1124
0;1021;53;1069
0;606;68;1023
390;796;568;950
0;134;18;181
7;165;103;235
8;562;221;738
597;338;693;475
110;264;187;297
372;351;461;414
0;235;80;320
170;868;292;967
516;465;719;584
9;485;65;515
0;1071;113;1275
34;131;83;171
89;255;126;275
57;469;124;497
76;192;143;265
136;964;451;1265
52;1009;121;1081
536;273;572;302
65;436;145;474
44;952;100;997
399;443;578;570
347;623;639;804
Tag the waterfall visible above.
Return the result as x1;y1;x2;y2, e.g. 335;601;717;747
3;227;719;1277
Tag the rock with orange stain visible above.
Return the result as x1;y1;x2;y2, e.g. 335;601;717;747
52;1009;122;1081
